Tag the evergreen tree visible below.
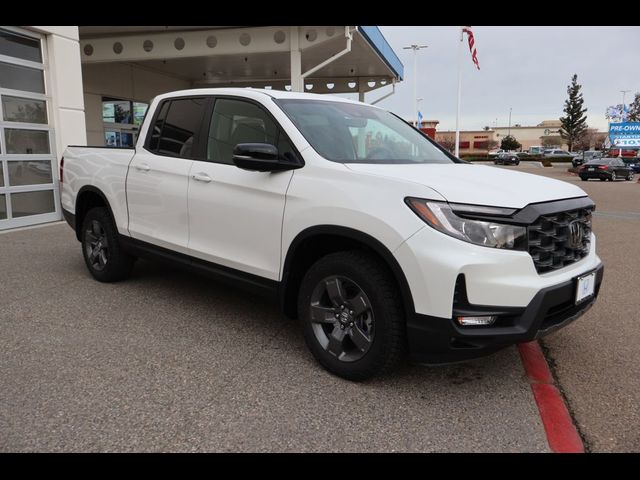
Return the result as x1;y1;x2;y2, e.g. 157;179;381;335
559;74;588;151
500;135;521;151
628;93;640;122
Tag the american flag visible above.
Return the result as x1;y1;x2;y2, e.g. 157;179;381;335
462;26;480;70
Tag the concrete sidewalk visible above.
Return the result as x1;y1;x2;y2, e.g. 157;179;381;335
0;223;549;452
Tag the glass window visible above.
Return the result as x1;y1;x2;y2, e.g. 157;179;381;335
102;99;132;124
157;97;207;158
5;129;50;154
133;102;149;126
0;29;42;63
7;160;52;186
147;100;170;152
2;95;47;124
10;190;55;217
276;99;454;165
0;165;4;186
0;194;6;219
0;62;45;93
207;98;278;164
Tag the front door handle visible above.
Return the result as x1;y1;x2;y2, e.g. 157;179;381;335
135;163;150;172
192;173;212;183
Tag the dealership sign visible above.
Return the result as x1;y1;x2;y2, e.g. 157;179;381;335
609;122;640;147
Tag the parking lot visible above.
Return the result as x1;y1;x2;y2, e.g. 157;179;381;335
0;164;637;452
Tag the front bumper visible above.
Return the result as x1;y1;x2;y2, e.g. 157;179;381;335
407;263;604;364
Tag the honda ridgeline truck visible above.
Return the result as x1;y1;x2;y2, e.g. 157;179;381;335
60;89;604;380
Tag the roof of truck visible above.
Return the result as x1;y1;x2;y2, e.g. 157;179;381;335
152;87;363;105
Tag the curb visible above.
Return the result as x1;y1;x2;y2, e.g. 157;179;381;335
518;341;585;453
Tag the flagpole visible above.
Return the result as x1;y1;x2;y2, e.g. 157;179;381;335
455;27;463;157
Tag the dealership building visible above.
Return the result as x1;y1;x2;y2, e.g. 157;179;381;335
0;25;403;230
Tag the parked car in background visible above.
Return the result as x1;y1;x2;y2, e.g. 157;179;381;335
578;158;635;181
528;146;545;155
494;152;520;165
544;149;571;157
488;149;508;157
622;157;640;174
515;152;530;159
573;150;603;168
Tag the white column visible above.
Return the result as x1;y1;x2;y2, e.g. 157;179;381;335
290;27;303;92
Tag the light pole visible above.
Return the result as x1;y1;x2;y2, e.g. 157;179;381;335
417;98;424;127
508;108;512;137
403;44;428;126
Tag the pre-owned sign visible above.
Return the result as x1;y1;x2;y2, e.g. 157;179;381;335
609;122;640;147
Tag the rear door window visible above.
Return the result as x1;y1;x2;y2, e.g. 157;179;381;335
148;97;208;159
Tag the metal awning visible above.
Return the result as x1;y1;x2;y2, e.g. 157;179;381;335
78;26;403;99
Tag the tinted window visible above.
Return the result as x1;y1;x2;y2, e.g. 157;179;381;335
0;62;45;93
0;29;42;63
147;100;169;152
276;99;452;164
156;97;207;158
207;98;278;164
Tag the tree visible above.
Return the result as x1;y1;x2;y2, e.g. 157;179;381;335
541;136;563;148
437;134;456;153
500;135;521;151
573;128;597;152
559;74;588;151
628;93;640;122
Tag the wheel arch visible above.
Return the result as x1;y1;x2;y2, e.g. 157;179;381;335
74;186;117;241
280;225;415;320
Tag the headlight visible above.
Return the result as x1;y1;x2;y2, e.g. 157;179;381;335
405;198;527;250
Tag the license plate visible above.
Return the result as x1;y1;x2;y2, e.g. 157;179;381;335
575;272;596;304
588;168;595;171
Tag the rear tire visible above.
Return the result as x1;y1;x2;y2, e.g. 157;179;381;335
81;207;135;282
297;250;406;381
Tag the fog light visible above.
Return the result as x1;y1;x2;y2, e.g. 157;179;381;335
456;315;497;326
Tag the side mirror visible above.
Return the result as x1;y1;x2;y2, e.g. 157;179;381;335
232;143;298;172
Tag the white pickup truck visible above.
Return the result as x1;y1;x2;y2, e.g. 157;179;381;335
61;88;603;380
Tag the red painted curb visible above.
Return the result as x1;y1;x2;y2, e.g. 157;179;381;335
518;341;585;453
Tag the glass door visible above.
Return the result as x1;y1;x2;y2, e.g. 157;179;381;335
0;26;60;230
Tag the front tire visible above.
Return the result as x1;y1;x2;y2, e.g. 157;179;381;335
611;172;617;181
81;207;135;282
297;250;406;381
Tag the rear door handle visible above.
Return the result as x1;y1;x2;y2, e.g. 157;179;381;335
192;173;212;183
135;163;150;172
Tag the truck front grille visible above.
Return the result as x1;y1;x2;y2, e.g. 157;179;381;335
528;208;592;273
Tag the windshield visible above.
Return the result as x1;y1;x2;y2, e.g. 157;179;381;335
274;99;454;164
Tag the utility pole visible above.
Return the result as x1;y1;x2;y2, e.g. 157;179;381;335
403;44;428;127
508;108;512;137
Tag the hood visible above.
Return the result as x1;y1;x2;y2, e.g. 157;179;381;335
344;163;587;209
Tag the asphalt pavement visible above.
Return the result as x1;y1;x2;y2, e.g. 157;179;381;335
0;222;548;452
2;164;637;452
511;165;639;452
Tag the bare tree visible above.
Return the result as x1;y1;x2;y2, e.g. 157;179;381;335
573;129;609;151
438;134;456;153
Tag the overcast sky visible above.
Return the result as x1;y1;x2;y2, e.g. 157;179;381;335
343;26;639;132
